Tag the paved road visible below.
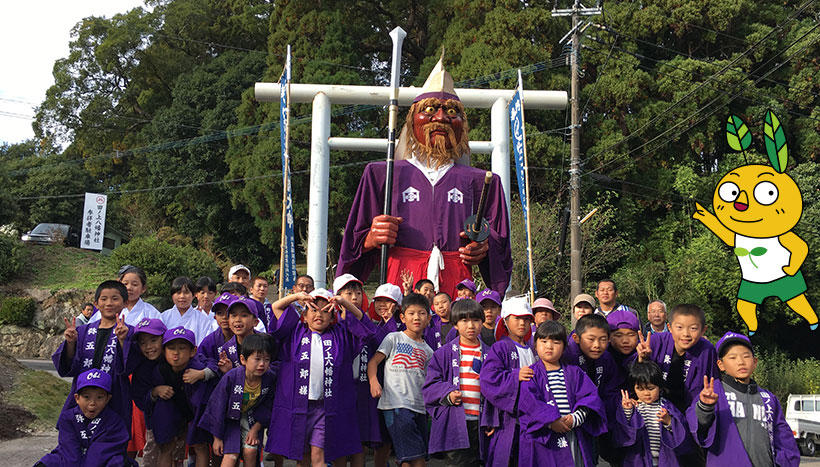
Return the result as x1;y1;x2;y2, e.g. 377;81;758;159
16;358;72;383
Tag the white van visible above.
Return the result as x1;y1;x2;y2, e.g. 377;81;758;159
786;394;820;456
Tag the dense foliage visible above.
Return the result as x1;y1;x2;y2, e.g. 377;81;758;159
0;296;36;326
1;0;818;356
0;235;25;285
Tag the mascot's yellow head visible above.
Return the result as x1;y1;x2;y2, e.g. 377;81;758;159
713;111;803;238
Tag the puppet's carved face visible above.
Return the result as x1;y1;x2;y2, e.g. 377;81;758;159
413;99;464;149
407;97;469;168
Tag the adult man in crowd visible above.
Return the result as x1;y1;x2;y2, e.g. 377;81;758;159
594;278;643;331
645;299;669;334
228;264;251;289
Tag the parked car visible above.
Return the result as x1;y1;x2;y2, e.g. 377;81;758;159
20;223;79;247
786;394;820;456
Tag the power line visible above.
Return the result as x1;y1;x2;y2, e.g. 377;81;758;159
8;57;568;178
583;24;820;178
577;0;816;167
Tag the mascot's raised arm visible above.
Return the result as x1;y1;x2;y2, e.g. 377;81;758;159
337;56;512;298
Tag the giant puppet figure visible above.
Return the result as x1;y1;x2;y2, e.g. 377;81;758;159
337;57;512;298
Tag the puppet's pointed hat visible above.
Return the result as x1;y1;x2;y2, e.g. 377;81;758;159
413;50;459;103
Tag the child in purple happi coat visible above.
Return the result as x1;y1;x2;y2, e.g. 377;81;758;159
368;293;435;467
219;295;263;370
615;361;686;466
266;288;375;465
423;298;489;465
199;333;276;467
37;369;136;467
687;332;799;467
518;321;607;467
431;291;455;345
188;292;237;386
53;281;132;427
606;308;641;383
477;288;502;346
563;314;625;465
127;318;166;465
134;327;209;467
635;303;718;466
480;296;536;467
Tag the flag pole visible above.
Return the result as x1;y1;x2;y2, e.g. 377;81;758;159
278;45;292;300
518;70;536;303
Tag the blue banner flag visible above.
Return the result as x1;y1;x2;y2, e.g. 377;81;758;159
279;46;297;290
509;73;537;298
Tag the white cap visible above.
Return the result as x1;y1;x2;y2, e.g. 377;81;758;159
310;288;334;301
332;273;362;293
500;295;534;319
228;264;250;277
373;283;402;305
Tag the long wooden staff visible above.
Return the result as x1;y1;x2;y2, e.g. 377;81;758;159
379;26;407;284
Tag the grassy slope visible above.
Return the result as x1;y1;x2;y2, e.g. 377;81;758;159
12;243;111;290
6;369;70;432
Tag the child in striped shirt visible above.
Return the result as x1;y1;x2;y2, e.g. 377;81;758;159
423;299;489;465
518;321;606;467
616;360;686;466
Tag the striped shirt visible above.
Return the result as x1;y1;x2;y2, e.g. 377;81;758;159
459;341;482;419
546;368;588;427
625;400;663;463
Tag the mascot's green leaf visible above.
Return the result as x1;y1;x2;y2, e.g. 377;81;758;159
726;115;752;152
763;111;788;172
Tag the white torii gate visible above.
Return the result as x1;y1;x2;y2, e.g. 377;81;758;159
255;82;567;288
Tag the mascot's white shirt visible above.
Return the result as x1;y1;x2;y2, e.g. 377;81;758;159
735;234;790;283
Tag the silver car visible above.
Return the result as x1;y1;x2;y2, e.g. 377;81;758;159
20;223;71;245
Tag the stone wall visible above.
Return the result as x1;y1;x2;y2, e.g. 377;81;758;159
0;287;93;358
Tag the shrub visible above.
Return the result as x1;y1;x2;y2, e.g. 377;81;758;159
109;237;221;300
0;296;36;326
754;350;820;403
0;235;24;284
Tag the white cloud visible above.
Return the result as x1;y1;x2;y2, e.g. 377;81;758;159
0;0;148;145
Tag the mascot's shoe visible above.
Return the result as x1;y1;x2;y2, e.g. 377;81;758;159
811;323;818;331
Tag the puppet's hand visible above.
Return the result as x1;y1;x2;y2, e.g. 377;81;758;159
63;317;78;344
459;232;489;266
364;215;403;251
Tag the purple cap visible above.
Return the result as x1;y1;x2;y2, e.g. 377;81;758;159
135;318;166;336
716;331;753;356
606;309;640;332
162;326;196;347
227;295;259;318
212;292;239;313
76;369;112;393
456;279;477;293
476;288;501;306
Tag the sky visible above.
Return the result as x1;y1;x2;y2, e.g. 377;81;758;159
0;0;148;145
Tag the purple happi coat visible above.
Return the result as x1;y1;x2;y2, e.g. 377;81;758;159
131;357;209;445
337;161;512;296
517;363;607;467
480;337;533;467
265;304;376;461
613;398;686;467
52;322;133;428
423;339;488;457
354;315;395;444
199;365;276;454
196;327;232;375
647;332;718;410
685;380;800;467
38;405;135;467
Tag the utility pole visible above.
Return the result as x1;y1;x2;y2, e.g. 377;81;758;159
553;0;601;301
